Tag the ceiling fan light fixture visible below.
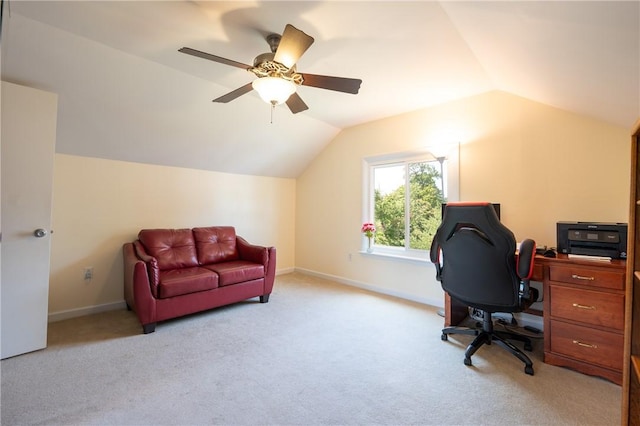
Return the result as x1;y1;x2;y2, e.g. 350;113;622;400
252;76;296;105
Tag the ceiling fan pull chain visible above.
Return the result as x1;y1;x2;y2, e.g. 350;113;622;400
270;101;275;124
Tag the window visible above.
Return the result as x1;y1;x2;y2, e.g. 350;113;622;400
363;146;459;259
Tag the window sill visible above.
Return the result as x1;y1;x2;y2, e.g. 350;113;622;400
359;250;431;265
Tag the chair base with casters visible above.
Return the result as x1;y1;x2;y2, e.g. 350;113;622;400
441;308;536;375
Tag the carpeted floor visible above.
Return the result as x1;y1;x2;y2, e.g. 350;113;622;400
1;272;621;425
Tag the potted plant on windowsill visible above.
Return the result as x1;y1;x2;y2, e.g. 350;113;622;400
361;222;376;253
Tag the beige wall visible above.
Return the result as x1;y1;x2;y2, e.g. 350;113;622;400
49;154;296;318
48;90;631;319
295;90;630;307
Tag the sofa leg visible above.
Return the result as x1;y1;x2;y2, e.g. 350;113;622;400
260;294;270;303
142;323;156;334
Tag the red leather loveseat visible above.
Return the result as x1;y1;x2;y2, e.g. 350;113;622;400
123;226;276;333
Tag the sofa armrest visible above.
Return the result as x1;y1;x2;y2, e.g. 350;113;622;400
264;246;276;296
236;236;268;265
123;243;157;326
236;237;276;296
133;240;160;296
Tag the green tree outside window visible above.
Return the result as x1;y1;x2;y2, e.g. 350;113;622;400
373;161;445;250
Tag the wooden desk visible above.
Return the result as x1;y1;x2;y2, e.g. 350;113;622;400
443;254;626;384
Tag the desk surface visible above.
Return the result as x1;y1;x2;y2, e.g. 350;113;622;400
536;253;626;269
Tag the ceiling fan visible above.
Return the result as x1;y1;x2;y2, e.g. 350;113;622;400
179;24;362;114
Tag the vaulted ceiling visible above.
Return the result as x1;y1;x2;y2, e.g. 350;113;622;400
2;1;638;178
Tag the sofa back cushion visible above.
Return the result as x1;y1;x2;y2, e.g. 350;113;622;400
193;226;239;265
138;228;198;270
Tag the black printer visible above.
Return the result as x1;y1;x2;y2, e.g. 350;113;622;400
557;221;628;259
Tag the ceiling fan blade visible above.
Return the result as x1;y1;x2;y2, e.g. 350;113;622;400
179;47;251;70
274;24;314;69
300;73;362;94
212;83;254;103
286;92;309;114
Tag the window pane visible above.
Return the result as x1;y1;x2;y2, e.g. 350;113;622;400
365;147;458;256
408;161;445;250
373;164;405;247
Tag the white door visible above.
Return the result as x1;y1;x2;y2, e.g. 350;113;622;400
1;81;58;359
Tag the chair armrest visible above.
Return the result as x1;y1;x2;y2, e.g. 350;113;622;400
517;239;536;280
429;237;443;281
517;239;537;302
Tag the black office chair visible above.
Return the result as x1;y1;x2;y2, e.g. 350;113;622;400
430;202;538;375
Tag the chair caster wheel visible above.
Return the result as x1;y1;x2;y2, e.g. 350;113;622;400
525;365;534;375
441;333;448;341
524;343;533;351
464;357;472;366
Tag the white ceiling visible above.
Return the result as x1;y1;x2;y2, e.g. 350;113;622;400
2;1;639;178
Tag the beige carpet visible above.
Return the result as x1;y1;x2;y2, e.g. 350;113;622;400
1;272;621;425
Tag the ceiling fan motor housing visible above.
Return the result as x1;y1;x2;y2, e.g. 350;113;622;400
251;52;302;85
253;52;276;67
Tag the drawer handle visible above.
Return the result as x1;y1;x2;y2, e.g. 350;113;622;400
571;274;595;281
572;303;596;310
572;340;598;349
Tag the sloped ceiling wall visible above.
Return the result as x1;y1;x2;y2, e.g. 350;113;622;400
1;1;638;178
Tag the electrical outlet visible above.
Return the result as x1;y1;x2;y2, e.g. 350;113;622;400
84;267;93;281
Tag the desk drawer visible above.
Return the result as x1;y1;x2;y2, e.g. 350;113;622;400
549;285;624;330
548;265;624;290
549;320;623;371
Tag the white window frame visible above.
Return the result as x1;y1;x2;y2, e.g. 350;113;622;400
362;144;460;261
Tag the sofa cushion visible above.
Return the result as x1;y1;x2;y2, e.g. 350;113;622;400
157;267;219;298
193;226;239;265
139;229;198;270
204;261;265;287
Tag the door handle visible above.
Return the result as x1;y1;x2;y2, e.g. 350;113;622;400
33;229;48;238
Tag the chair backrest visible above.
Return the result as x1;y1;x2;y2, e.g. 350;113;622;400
430;202;524;313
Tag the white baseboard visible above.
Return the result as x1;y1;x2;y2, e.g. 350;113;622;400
293;267;545;331
49;267;293;323
49;268;544;331
276;267;295;275
48;301;126;323
294;267;444;308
